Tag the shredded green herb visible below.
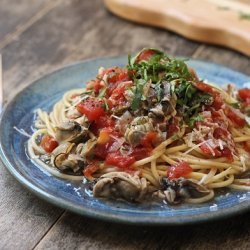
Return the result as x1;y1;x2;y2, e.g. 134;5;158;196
128;49;190;83
229;102;241;109
131;79;146;111
154;81;164;102
189;114;204;127
102;99;110;111
98;87;107;98
127;48;212;120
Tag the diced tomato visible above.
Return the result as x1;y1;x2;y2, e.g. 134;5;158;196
221;147;234;162
243;141;250;154
101;67;128;83
94;140;114;160
97;128;112;144
242;99;250;108
94;127;121;159
212;93;223;109
110;86;126;100
195;82;223;109
167;124;179;137
76;98;106;122
238;88;250;101
86;80;103;94
213;128;228;139
224;106;246;127
211;110;224;124
109;81;132;104
167;161;193;180
83;163;100;179
199;142;233;162
40;134;58;153
136;49;156;63
140;131;158;148
195;82;214;93
130;147;151;161
101;67;130;96
167;117;179;138
90;115;115;135
199;143;221;157
108;70;129;85
105;151;135;169
96;115;115;128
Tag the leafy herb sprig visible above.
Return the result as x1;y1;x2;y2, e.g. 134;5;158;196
131;79;146;111
127;48;213;125
128;48;192;83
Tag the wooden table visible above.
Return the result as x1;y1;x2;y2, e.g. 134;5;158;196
0;1;249;249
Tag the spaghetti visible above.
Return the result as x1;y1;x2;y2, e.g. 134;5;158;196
28;48;250;204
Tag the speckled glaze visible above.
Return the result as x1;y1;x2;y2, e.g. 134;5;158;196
0;56;249;225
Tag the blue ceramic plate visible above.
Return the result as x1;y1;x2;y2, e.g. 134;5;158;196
0;56;250;225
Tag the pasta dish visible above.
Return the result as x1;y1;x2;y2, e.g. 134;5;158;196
28;48;250;204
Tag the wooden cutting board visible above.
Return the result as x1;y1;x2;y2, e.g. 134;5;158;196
104;0;250;56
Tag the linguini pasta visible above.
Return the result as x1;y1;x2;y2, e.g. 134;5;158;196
28;48;250;205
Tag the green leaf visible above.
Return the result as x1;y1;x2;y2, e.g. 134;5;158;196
229;102;241;109
185;83;197;99
131;79;146;111
102;99;110;111
154;81;163;102
164;59;191;81
98;87;107;98
189;114;204;127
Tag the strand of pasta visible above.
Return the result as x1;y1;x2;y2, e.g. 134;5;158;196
62;88;84;107
30;129;47;154
28;88;250;203
152;128;185;153
165;144;188;154
151;160;160;181
187;172;206;181
28;139;84;181
233;178;250;184
160;154;177;165
229;184;250;191
207;174;234;188
234;136;250;142
199;167;217;184
142;171;159;187
185;190;214;204
242;127;250;135
157;170;168;176
206;167;235;183
231;127;244;137
133;149;165;167
169;153;243;171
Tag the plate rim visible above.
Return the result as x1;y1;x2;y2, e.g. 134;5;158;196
0;56;250;225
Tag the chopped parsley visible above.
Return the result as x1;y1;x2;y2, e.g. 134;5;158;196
127;48;213;123
102;99;110;111
128;49;191;84
131;79;146;111
98;87;107;98
189;114;204;127
174;79;212;124
229;102;241;109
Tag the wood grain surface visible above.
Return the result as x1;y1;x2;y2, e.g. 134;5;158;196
0;0;249;249
104;0;250;56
